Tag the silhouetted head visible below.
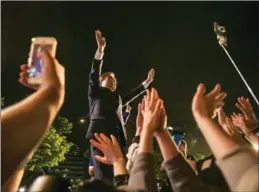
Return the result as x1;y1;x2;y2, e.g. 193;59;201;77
100;72;117;92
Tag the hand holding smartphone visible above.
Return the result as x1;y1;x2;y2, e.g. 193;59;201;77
28;37;57;85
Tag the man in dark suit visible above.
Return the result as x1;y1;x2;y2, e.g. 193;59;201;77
86;30;154;183
88;104;132;180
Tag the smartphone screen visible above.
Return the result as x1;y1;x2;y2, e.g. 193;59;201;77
28;44;54;78
172;133;184;146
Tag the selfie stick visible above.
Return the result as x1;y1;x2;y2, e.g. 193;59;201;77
214;22;259;107
122;89;146;108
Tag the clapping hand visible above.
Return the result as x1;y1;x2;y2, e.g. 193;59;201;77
192;84;227;119
231;97;258;134
217;108;244;143
141;88;163;134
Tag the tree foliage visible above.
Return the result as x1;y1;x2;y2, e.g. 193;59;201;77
1;97;5;107
26;117;74;172
194;152;206;160
55;116;73;135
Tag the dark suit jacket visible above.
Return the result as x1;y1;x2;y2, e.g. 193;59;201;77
88;110;131;167
86;58;145;143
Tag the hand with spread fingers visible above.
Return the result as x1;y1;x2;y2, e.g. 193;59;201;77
141;88;163;134
217;108;245;144
232;97;258;134
192;84;227;119
225;117;244;143
90;133;124;165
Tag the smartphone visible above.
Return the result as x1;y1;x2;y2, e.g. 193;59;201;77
27;37;57;85
172;131;185;146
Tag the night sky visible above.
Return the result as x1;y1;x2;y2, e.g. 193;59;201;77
2;2;259;156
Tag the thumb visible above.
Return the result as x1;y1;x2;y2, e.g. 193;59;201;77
217;108;224;121
95;155;107;164
195;84;206;97
40;48;55;74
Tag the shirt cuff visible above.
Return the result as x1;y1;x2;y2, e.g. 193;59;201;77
94;50;104;60
142;81;150;89
114;174;130;187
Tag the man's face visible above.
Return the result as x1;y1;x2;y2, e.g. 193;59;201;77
100;74;117;92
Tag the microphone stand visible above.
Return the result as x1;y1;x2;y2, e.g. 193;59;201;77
214;22;259;107
122;89;146;108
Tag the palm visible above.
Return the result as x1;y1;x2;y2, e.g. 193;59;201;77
146;68;155;83
192;84;226;118
95;30;106;48
136;114;143;129
236;97;258;130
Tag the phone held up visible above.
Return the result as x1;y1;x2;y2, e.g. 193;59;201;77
27;37;57;85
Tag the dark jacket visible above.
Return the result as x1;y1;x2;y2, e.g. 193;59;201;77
129;153;208;192
86;58;145;143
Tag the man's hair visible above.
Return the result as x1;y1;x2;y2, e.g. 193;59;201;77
99;72;116;81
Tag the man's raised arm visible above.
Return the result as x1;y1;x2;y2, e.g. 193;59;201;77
88;30;106;97
122;68;155;103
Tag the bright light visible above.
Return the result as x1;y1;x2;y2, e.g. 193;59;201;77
167;126;173;130
79;119;85;123
253;144;258;151
19;187;26;192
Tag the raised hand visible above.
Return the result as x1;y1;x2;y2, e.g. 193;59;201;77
235;97;258;131
217;109;244;143
225;117;244;144
19;49;65;98
192;84;227;119
95;30;106;52
90;133;124;165
136;102;143;136
158;105;167;132
145;68;155;85
217;108;228;130
141;88;162;134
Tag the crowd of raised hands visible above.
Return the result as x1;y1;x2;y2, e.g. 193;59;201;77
1;47;259;192
90;86;259;192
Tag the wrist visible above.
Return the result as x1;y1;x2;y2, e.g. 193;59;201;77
141;128;154;138
40;86;65;109
193;113;211;122
114;157;126;166
135;131;141;136
98;47;105;53
154;129;169;138
113;158;127;176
